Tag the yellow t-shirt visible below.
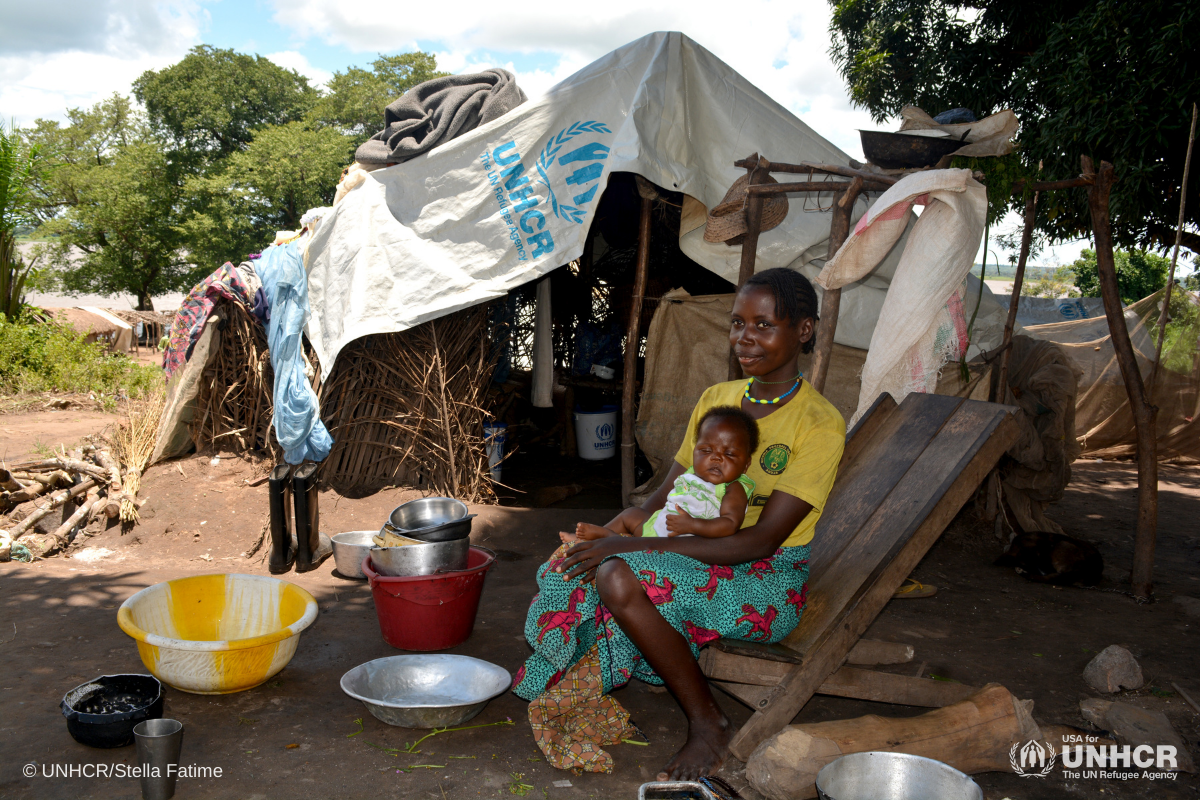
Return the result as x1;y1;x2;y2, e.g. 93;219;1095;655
674;379;846;547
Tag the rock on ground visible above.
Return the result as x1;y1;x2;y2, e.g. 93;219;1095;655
1083;644;1144;693
1078;698;1195;773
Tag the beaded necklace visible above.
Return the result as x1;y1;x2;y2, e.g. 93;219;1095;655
743;374;802;405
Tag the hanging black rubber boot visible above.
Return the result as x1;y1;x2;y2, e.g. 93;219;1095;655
293;462;332;572
267;464;296;574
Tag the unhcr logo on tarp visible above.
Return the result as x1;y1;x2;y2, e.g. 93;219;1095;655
479;121;612;262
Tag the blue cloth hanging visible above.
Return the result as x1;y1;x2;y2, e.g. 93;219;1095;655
255;242;333;464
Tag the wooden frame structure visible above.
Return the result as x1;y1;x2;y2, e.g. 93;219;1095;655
619;153;1169;595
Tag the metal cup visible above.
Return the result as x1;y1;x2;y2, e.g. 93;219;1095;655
133;718;184;800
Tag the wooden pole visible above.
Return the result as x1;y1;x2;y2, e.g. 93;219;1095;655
1084;157;1159;599
728;154;771;380
621;179;654;506
1149;102;1198;396
809;177;862;394
994;193;1039;398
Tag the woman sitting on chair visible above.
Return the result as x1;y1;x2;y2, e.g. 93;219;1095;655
514;268;846;781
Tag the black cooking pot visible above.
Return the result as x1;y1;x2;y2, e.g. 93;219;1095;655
859;129;969;170
61;674;164;748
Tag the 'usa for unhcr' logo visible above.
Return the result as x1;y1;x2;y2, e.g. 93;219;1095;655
480;121;612;262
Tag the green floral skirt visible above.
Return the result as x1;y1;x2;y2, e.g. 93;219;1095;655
512;544;810;699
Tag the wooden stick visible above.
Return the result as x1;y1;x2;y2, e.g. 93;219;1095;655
6;477;98;540
10;458;107;480
1084;157;1159;599
1173;682;1200;714
995;192;1039;399
748;181;858;195
728;154;771;381
27;490;98;557
732;158;898;187
1011;175;1095;193
1149;102;1197;396
0;469;26;492
621;181;654;506
93;449;123;519
809;181;861;394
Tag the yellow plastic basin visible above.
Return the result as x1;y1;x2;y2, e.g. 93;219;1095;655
117;573;318;695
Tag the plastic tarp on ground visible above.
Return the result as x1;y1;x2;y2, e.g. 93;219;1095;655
304;31;914;379
1024;288;1200;462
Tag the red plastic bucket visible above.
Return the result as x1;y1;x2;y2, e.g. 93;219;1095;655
362;546;496;651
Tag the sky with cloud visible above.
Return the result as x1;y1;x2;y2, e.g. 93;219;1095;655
1;0;1090;267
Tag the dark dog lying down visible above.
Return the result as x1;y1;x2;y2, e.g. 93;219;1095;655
995;531;1104;586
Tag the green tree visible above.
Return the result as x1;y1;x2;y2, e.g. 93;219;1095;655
133;45;317;169
1184;268;1200;293
1022;265;1080;299
828;0;1200;255
1071;248;1169;304
309;52;448;144
181;122;354;267
27;95;194;310
1;121;49;319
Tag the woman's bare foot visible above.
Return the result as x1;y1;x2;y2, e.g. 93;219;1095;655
656;712;732;781
574;522;614;540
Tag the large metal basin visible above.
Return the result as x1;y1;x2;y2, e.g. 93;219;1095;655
340;654;510;728
816;751;982;800
331;531;376;579
367;535;470;577
384;497;474;542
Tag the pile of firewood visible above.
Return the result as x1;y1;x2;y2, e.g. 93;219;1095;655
0;444;146;559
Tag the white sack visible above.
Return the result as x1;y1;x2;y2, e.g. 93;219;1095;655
817;169;987;422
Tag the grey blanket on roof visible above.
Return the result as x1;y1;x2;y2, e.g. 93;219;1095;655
355;69;527;165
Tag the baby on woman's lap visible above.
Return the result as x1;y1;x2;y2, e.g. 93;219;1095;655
561;406;759;545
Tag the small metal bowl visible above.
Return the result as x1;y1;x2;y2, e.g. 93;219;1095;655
340;654;511;728
331;531;378;579
385;497;475;542
367;536;470;577
816;751;982;800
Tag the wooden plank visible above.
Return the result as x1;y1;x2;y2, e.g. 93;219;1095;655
707;637;910;669
781;395;968;660
838;393;897;472
817;667;977;707
787;402;1014;656
806;394;966;579
724;402;1017;762
846;640;914;666
706;652;975;708
713;681;774;707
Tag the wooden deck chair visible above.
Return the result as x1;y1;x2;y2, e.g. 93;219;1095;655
698;390;1020;760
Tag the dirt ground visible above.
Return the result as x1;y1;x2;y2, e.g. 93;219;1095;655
1;409;1198;799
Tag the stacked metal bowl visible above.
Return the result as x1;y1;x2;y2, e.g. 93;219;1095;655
367;497;475;577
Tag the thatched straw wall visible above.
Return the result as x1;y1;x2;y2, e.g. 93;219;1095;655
318;304;498;501
188;299;498;500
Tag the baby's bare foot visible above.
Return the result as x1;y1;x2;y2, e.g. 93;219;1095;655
575;522;613;540
558;531;579;544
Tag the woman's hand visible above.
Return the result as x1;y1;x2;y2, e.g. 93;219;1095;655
559;536;638;583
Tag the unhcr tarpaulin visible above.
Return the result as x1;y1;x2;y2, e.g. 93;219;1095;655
304;31;912;377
